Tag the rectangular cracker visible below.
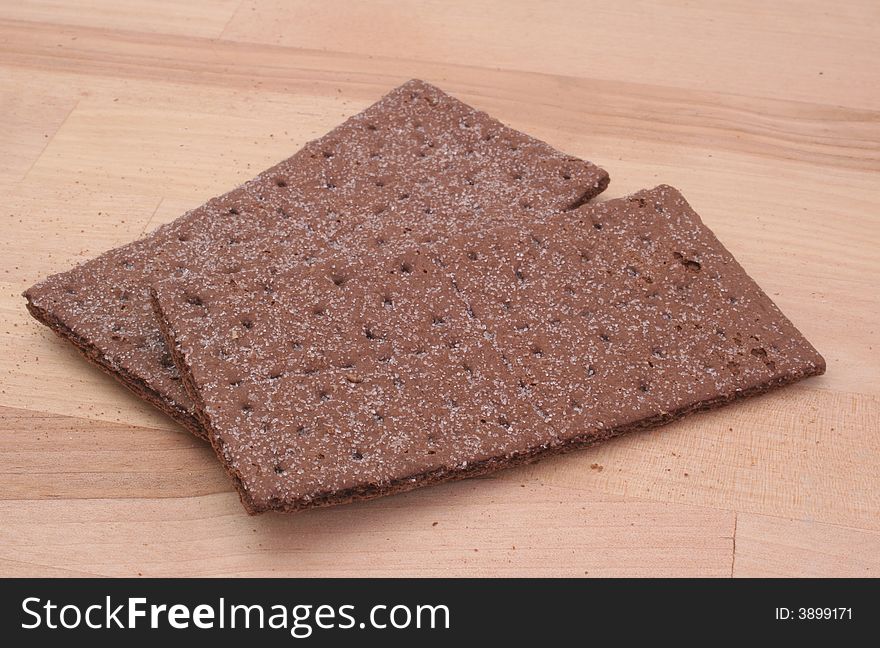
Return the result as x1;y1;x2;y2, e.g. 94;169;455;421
152;185;825;513
23;79;609;436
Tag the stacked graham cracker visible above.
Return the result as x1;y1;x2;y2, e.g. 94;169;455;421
25;81;823;513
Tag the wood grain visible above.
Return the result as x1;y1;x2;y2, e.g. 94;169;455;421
221;0;880;110
0;0;877;577
0;406;735;577
734;514;880;577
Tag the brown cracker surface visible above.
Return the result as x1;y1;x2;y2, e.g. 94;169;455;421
152;186;825;513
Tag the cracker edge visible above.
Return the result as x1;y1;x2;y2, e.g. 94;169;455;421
24;298;204;437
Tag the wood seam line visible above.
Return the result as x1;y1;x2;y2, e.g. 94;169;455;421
730;512;738;578
139;197;165;237
20;98;79;182
217;0;245;40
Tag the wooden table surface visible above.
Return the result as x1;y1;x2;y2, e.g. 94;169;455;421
1;0;878;578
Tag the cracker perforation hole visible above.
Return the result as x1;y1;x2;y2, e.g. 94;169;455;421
364;326;383;341
674;252;702;272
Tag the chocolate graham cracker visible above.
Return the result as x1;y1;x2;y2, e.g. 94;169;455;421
152;186;825;513
24;79;609;436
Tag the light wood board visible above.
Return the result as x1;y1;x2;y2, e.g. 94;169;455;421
1;0;878;577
